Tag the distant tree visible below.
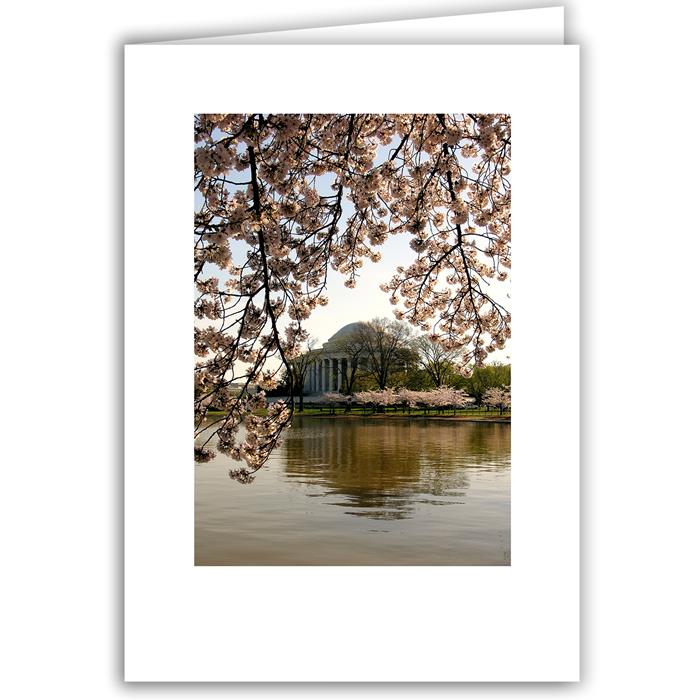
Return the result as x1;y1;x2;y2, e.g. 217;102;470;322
288;339;318;411
355;388;400;413
401;366;433;391
383;344;421;389
317;391;346;413
465;363;511;404
482;386;511;414
414;335;460;387
335;330;366;394
429;386;473;410
357;318;413;390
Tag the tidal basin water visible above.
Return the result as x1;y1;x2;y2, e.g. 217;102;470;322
195;416;510;565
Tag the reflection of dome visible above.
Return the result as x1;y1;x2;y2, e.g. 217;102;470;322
323;321;365;349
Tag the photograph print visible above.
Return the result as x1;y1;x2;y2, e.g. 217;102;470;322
194;113;511;565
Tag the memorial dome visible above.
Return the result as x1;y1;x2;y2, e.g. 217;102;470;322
323;322;365;349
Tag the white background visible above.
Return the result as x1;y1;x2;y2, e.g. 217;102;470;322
2;0;699;697
125;43;578;682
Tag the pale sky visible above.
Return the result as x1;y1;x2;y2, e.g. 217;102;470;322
303;231;413;346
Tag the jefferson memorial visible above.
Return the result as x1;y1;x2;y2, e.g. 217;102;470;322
303;322;364;395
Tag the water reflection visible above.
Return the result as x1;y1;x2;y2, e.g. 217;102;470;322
195;416;510;565
283;417;509;520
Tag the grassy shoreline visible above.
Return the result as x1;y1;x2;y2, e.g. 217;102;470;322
206;408;511;423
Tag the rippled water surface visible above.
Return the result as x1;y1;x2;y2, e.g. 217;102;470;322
196;416;510;565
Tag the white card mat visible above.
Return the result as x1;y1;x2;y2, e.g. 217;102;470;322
125;9;579;682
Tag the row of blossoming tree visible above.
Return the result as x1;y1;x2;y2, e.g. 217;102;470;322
194;113;511;482
317;385;511;415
